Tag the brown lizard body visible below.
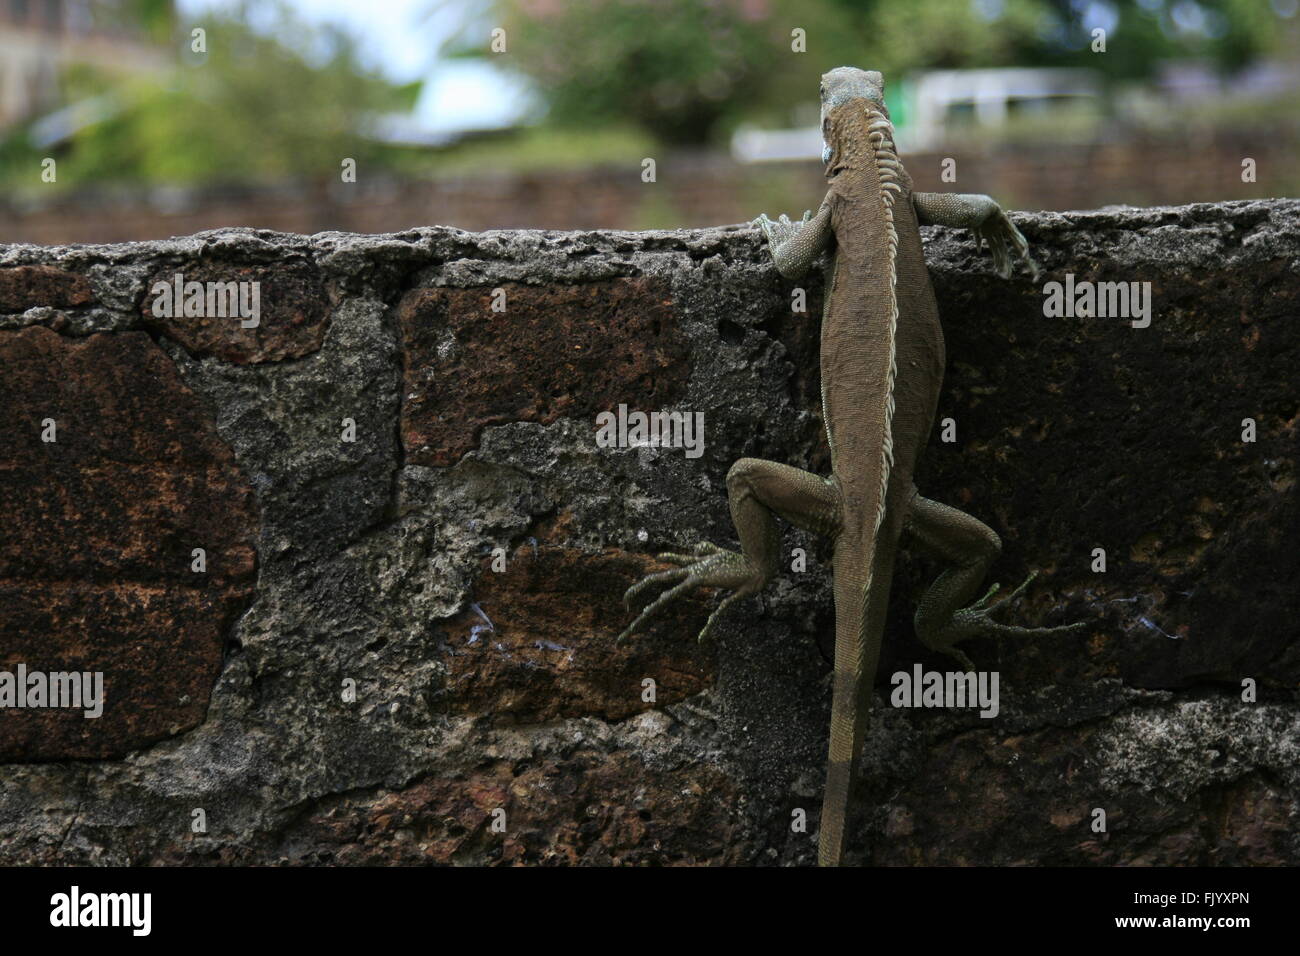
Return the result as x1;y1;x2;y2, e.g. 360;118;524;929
620;67;1084;866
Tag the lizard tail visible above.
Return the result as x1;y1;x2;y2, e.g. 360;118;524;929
820;560;884;866
821;544;899;865
818;105;903;868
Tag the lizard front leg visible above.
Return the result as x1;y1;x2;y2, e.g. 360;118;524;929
912;191;1041;281
619;459;840;644
902;487;1086;668
753;196;833;280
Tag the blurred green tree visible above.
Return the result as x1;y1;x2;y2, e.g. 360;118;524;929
440;0;783;145
0;0;419;188
445;0;1287;145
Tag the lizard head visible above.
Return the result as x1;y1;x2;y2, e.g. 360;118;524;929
820;67;886;166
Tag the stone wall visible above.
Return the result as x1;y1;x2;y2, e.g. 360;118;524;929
0;199;1297;865
2;126;1295;245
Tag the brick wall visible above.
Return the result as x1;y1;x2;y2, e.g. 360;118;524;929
1;127;1294;245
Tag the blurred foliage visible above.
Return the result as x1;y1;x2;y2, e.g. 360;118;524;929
108;0;178;42
446;0;1291;144
421;124;656;174
441;0;784;144
0;0;417;189
0;0;1293;189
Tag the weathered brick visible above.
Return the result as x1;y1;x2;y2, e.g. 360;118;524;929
0;266;95;312
398;279;689;465
0;327;258;760
228;754;745;865
435;543;715;721
140;260;330;363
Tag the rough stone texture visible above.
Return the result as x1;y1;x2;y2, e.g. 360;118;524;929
0;327;258;760
434;543;716;722
140;258;331;363
0;201;1296;866
0;265;95;312
398;279;688;466
169;743;745;866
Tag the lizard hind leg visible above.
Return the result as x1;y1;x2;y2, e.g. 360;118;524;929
618;458;841;644
902;489;1087;668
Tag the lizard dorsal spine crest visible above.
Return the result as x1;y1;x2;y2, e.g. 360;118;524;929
863;105;902;550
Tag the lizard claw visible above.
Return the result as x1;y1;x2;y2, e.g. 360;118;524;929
974;208;1041;281
655;541;726;566
618;545;765;645
754;210;808;249
919;570;1088;663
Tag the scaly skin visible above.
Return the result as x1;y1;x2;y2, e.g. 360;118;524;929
619;68;1085;866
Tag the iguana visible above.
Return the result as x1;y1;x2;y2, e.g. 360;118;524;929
617;67;1085;866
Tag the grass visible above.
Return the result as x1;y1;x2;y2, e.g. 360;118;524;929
411;123;659;177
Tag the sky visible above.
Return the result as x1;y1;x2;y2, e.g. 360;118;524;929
176;0;531;134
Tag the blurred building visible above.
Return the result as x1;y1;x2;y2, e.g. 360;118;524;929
0;0;170;130
905;68;1103;150
733;67;1105;161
